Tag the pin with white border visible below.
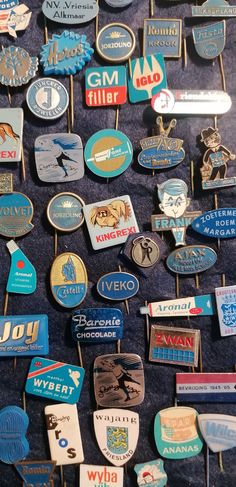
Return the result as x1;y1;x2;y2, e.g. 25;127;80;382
0;3;31;38
0;105;25;181
134;459;167;487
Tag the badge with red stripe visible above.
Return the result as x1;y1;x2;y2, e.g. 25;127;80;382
176;373;236;403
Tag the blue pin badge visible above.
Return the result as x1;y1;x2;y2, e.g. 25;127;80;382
0;314;49;357
50;252;88;308
193;21;226;59
143;18;182;58
128;54;167;103
15;461;56;487
192;208;236;239
0;405;29;464
97;271;139;301
96;23;136;63
71;308;124;343
192;0;236;17
134;459;167;487
0;0;19;9
167;245;217;275
0;192;34;238
6;240;37;294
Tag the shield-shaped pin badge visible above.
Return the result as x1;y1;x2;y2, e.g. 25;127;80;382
93;408;139;466
94;353;145;408
198;414;236;453
193;21;226;60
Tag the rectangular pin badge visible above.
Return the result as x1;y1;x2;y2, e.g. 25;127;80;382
215;285;236;337
80;464;124;487
25;357;85;404
149;325;200;367
0;315;48;356
45;403;84;466
0;108;23;162
0;173;13;194
176;373;236;403
85;66;127;107
143;18;182;58
83;195;139;250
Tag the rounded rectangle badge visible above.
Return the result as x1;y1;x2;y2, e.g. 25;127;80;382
25;357;85;404
85;66;127;107
71;308;124;343
80;464;124;487
143;18;182;58
128;54;167;103
0;108;23;162
0;315;48;357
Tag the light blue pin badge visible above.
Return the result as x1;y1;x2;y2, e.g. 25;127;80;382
6;240;37;294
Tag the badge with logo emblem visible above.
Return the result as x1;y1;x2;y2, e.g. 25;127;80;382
0;108;23;162
84;129;133;179
71;308;124;343
94;353;145;407
192;208;236;239
138;117;185;171
0;46;38;86
80;464;124;487
42;0;99;24
119;232;166;277
0;314;48;357
93;408;139;466
45;403;84;465
215;285;236;337
155;407;203;459
149;325;200;367
151;89;232;115
40;30;93;76
0;192;34;237
83;195;139;250
128;54;167;103
167;245;217;274
15;460;56;487
0;405;29;464
0;3;31;38
97;271;139;301
26;357;85;404
193;21;226;59
47;193;85;232
6;240;37;294
85;66;127;107
26;78;69;120
0;0;19;9
134;459;167;487
96;23;136;62
50;252;87;308
143;18;182;58
176;372;236;403
140;294;215;317
200;126;236;190
151;179;201;247
35;133;84;183
198;414;236;452
192;0;236;17
0;173;13;193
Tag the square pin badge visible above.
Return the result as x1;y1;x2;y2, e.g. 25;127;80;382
0;108;23;162
143;18;182;58
83;195;139;250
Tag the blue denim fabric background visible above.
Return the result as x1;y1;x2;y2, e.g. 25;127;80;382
0;0;236;486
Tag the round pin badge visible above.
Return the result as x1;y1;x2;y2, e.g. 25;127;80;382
96;23;136;62
0;192;34;238
0;46;38;87
47;193;85;232
26;78;69;120
50;252;88;308
132;236;160;268
84;129;133;178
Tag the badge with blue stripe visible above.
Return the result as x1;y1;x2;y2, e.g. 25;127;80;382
176;373;236;403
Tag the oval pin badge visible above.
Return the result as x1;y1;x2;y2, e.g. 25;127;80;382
42;0;99;24
97;271;139;301
84;129;133;179
47;192;85;232
50;252;88;308
26;78;69;120
105;0;133;6
96;23;136;63
0;192;34;238
0;46;38;86
192;208;236;239
167;245;217;275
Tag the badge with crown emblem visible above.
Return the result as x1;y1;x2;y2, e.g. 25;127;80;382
47;193;85;232
96;23;136;63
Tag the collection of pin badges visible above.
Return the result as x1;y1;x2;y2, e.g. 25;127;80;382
0;1;235;487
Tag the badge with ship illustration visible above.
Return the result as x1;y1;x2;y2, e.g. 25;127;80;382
0;108;23;162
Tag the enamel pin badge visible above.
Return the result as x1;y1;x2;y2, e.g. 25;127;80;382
0;3;31;38
0;173;13;193
26;357;85;404
83;195;139;250
128;54;167;103
0;405;29;464
96;23;136;63
80;464;124;487
140;294;215;317
50;253;88;308
200;126;236;190
71;308;124;343
0;0;19;8
154;407;203;459
0;192;34;238
47;193;85;232
84;129;133;179
143;18;182;58
105;0;133;5
119;232;166;277
40;30;94;76
192;0;236;17
167;245;217;275
26;78;69;120
35;134;84;183
15;461;56;487
97;271;139;301
151;179;201;247
0;314;48;357
42;0;99;24
85;66;127;107
149;325;200;367
192;21;226;59
138;117;185;171
198;414;236;453
94;353;145;408
0;108;23;162
215;285;236;337
176;372;236;403
0;46;38;86
134;459;167;487
6;240;37;294
93;409;139;466
151;89;231;115
192;208;236;239
45;403;84;465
